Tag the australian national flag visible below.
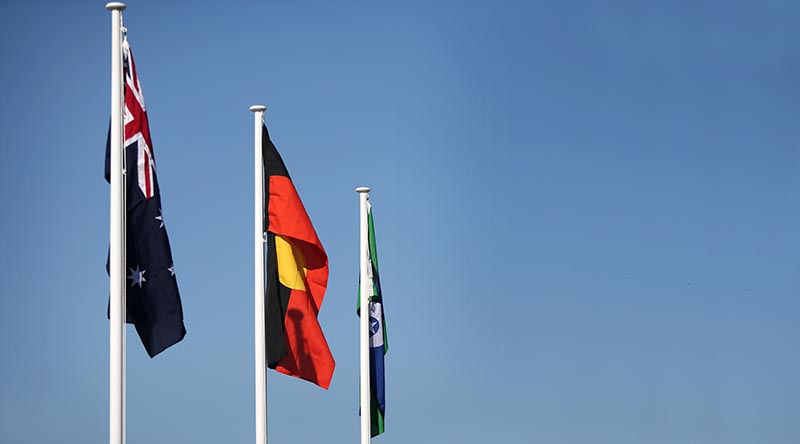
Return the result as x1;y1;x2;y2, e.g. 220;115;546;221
105;39;186;358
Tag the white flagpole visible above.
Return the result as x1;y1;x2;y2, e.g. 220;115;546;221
356;186;371;444
106;3;126;444
251;105;268;444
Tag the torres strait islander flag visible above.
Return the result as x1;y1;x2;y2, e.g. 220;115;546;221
358;199;388;437
262;124;335;389
105;39;186;358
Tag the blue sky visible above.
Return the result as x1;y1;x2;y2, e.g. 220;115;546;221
1;1;799;443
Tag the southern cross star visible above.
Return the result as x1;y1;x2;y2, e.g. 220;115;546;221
128;265;146;288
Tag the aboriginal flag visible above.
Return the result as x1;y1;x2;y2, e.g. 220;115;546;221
262;125;335;389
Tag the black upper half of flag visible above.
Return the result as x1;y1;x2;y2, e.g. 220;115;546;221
262;124;290;179
105;130;186;358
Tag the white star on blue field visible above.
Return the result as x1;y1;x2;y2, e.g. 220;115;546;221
1;1;798;444
127;266;146;288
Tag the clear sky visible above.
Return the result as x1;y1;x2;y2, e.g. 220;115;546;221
1;1;798;443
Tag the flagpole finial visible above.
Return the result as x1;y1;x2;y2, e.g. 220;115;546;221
105;2;126;10
356;187;370;193
250;105;266;112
